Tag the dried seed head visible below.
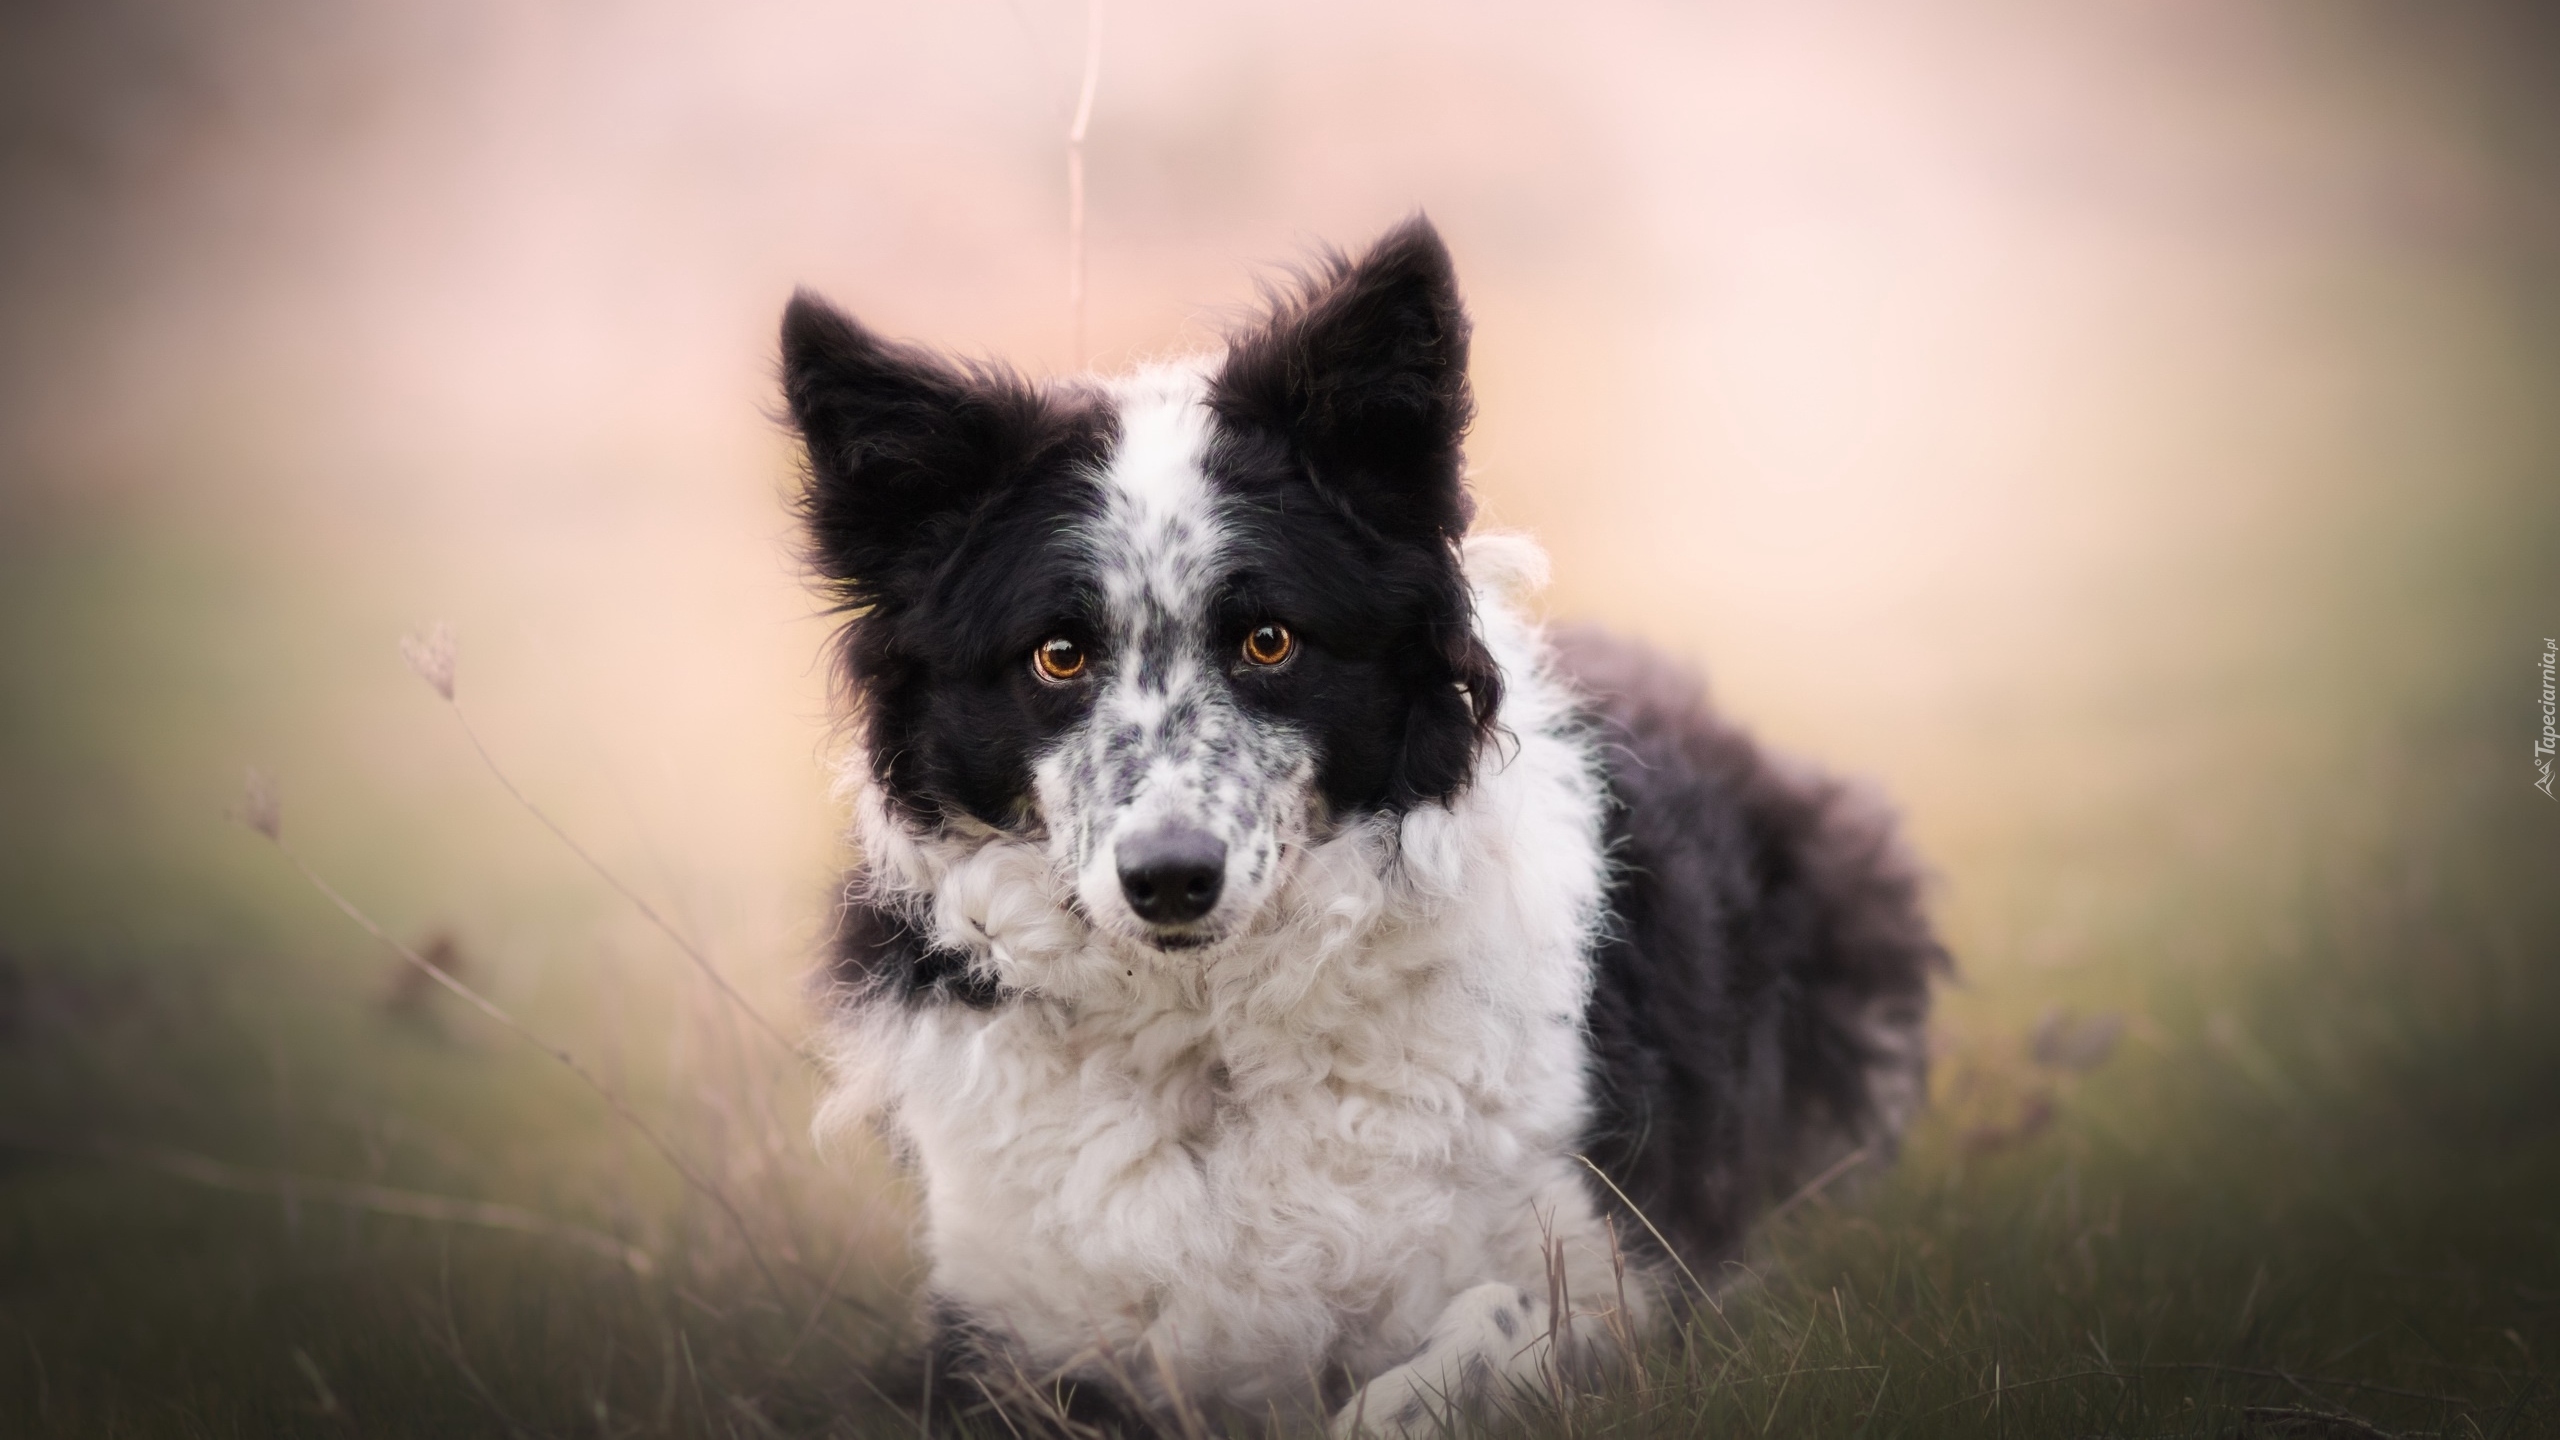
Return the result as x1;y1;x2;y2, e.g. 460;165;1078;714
2030;1004;2126;1073
401;621;456;701
239;767;282;840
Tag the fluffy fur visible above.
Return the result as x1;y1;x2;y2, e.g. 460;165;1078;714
783;218;1945;1435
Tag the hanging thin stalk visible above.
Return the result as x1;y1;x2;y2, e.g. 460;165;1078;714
1067;0;1105;366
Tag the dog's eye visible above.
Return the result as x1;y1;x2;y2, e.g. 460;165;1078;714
1032;637;1088;682
1241;624;1294;668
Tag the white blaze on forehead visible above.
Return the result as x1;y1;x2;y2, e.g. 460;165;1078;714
1089;366;1224;620
1100;367;1216;515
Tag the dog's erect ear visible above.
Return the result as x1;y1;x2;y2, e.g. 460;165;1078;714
782;290;1070;603
1210;216;1475;539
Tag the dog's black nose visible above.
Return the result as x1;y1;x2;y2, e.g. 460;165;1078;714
1117;827;1226;925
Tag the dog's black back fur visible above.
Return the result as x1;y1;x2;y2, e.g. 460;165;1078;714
1560;627;1945;1276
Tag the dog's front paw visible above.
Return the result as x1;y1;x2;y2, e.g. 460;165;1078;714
1330;1282;1549;1438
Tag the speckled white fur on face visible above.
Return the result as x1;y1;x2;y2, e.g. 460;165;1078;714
1033;368;1317;952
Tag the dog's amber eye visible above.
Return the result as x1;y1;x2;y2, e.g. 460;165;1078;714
1033;637;1087;682
1241;624;1293;667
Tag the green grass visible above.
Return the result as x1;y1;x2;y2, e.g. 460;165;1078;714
4;513;2555;1440
1590;784;2560;1440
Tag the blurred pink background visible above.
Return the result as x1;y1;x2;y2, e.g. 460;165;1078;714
3;0;2552;996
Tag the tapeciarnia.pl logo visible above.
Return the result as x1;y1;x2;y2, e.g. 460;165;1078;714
2538;637;2557;800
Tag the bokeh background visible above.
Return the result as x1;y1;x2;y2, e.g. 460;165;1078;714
3;1;2556;1435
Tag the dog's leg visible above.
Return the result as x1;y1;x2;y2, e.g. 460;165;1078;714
1329;1282;1573;1439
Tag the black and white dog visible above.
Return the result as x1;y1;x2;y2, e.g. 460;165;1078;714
784;218;1943;1435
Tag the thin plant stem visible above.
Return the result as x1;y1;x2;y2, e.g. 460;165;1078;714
1765;1143;1871;1226
1574;1154;1724;1326
1759;1312;1818;1436
1067;0;1104;366
776;1241;863;1370
439;695;801;1061
261;830;792;1309
437;1236;551;1440
3;1126;654;1273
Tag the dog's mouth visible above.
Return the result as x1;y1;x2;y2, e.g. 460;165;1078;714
1139;924;1220;952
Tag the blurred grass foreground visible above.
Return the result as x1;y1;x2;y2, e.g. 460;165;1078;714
3;1;2558;1436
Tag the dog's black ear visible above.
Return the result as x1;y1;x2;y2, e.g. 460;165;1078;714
1210;216;1474;540
782;291;1065;605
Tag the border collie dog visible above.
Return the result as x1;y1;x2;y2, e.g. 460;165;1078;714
785;218;1943;1435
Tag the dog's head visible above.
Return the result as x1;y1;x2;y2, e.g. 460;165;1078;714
784;218;1500;952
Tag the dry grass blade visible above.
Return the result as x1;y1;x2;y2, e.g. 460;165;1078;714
436;1237;552;1439
2239;1404;2397;1439
290;1345;342;1417
1572;1154;1718;1320
1758;1313;1819;1435
0;1126;655;1273
1066;0;1104;364
237;780;792;1310
1765;1144;1872;1226
396;625;802;1061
